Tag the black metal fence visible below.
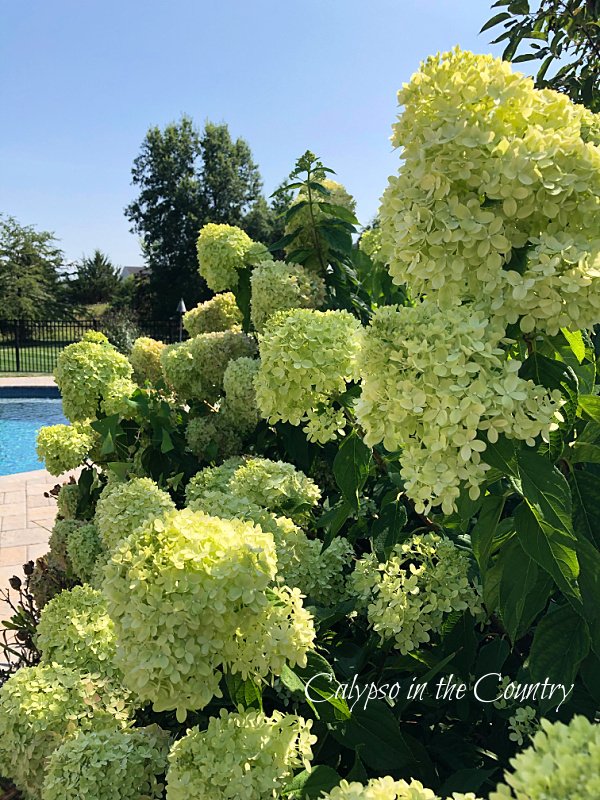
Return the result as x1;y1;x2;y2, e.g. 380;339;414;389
0;318;184;374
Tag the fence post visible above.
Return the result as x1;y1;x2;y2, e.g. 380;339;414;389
14;318;21;373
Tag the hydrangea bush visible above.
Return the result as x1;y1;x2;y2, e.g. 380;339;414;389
17;48;600;800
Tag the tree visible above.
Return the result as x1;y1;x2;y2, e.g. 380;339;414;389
0;215;67;319
68;249;120;305
483;0;600;111
125;117;276;315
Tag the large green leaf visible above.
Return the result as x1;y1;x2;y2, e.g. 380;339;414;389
574;535;600;657
528;604;590;712
371;491;408;561
570;469;600;549
283;767;341;798
224;672;262;711
579;394;600;423
333;432;372;509
280;651;350;721
514;503;580;604
498;539;553;642
330;701;415;772
517;449;574;539
471;494;506;574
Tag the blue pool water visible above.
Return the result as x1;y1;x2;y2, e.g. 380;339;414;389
0;396;67;476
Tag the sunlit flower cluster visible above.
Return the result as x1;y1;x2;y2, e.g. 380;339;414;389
186;413;242;460
186;456;321;521
161;330;257;402
94;477;175;552
0;664;131;800
222;356;261;434
356;303;563;513
36;423;95;476
183;291;242;336
36;585;117;679
321;778;465;800
100;376;138;419
65;521;106;583
55;334;133;422
359;227;383;262
379;47;600;335
43;727;170;800
129;336;166;385
166;709;316;800
103;509;313;719
255;308;361;436
351;533;482;655
197;223;254;291
250;260;325;332
490;715;600;800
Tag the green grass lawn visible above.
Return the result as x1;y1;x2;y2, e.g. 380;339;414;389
0;344;61;374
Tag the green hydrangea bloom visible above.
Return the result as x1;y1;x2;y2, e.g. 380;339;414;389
0;664;131;800
100;376;138;419
129;336;166;385
186;456;320;522
358;228;383;262
250;260;325;333
161;330;257;403
166;709;316;800
355;303;563;514
56;482;80;520
221;356;261;435
380;48;600;335
66;522;106;583
185;414;242;461
36;423;95;476
196;223;254;292
255;308;361;431
490;716;600;800
55;336;132;422
322;778;439;799
48;518;81;574
94;477;175;552
36;585;118;679
183;292;242;336
351;533;482;655
42;726;170;800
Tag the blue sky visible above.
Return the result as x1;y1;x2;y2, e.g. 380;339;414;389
1;0;511;266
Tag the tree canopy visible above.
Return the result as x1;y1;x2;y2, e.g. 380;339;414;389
67;249;120;305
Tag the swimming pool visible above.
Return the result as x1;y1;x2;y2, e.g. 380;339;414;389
0;390;67;476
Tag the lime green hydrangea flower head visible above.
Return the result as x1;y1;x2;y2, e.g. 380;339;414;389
103;509;280;717
94;476;175;553
161;330;257;402
351;533;482;655
42;726;170;800
47;518;80;574
359;227;383;262
66;521;106;583
0;664;131;800
255;308;362;430
55;336;132;422
56;481;80;519
82;330;109;344
36;423;95;476
166;709;316;800
186;456;321;522
186;413;243;461
197;222;254;291
490;715;600;800
129;336;166;385
250;260;325;333
222;356;261;435
355;302;563;514
183;292;242;336
100;376;138;419
380;48;600;335
321;778;441;800
36;585;118;679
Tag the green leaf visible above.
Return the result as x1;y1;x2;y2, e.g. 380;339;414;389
333;432;372;510
160;428;174;454
316;201;359;225
283;767;341;798
224;672;262;711
471;494;506;574
514;503;580;603
517;449;574;536
574;535;600;657
499;539;553;642
579;394;600;423
528;603;589;711
480;11;511;32
561;329;586;363
280;652;350;721
317;501;353;542
371;492;408;561
482;435;520;483
570;470;600;548
232;265;252;332
331;701;416;772
569;443;600;465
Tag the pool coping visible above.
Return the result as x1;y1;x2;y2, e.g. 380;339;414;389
0;376;57;388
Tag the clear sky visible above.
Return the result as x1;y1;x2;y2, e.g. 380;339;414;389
0;0;511;267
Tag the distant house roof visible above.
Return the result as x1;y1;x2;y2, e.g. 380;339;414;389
119;265;147;280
